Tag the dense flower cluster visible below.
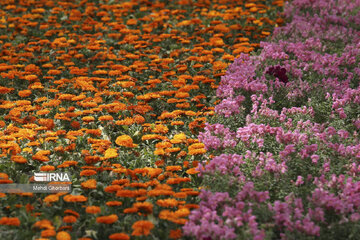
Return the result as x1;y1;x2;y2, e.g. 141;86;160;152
184;0;360;239
0;0;283;239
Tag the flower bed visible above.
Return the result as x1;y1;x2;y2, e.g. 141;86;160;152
0;0;284;239
184;0;360;239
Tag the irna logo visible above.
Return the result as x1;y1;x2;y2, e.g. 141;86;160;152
34;172;71;182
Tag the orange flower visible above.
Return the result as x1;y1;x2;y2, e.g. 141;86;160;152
56;231;71;240
174;207;190;218
24;75;38;81
123;207;138;214
11;155;27;164
64;209;80;218
80;170;97;176
63;215;77;224
166;177;191;185
109;233;130;240
131;220;154;236
99;115;114;121
188;148;206;155
82;116;95;122
173;192;187;198
115;135;137;147
116;189;137;198
152;124;169;134
81;179;97;189
141;134;167;141
18;89;32;97
104;148;118;159
115;117;134;126
33;219;54;230
169;229;182;239
133;115;145;124
186;168;200;175
126;18;137;25
41;229;56;237
0;217;20;226
112;179;130;185
106;201;123;207
85;129;102;136
188;143;206;155
133;202;153;214
166;166;182;172
85;206;101;214
40;165;55;171
156;198;178;208
63;194;88;202
96;214;118;224
44;194;59;204
171;121;184;126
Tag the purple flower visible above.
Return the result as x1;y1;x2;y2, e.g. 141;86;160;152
266;65;289;83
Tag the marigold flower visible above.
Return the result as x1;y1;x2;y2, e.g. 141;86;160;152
44;194;59;203
156;198;178;208
106;201;123;207
56;231;71;240
0;217;20;226
144;168;162;178
166;177;191;185
116;189;137;198
104;148;118;159
99;115;114;121
141;134;167;141
133;202;153;214
147;189;174;197
116;117;134;126
131;220;154;236
64;209;80;218
171;121;184;126
24;75;38;81
33;219;54;230
109;233;130;240
63;215;77;224
18;90;32;97
111;179;130;185
175;92;189;98
40;165;55;171
85;129;102;136
41;229;56;237
115;135;138;147
133;115;145;124
123;207;138;214
166;166;182;172
186;168;200;175
188;148;206;155
174;207;190;218
63;194;87;202
32;154;50;162
152;124;169;134
11;155;27;163
81;179;97;189
169;229;182;239
96;214;118;224
82;116;95;122
80;170;97;176
85;206;101;214
154;148;165;155
173;192;187;198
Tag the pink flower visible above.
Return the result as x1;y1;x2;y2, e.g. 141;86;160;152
295;176;304;186
311;154;319;164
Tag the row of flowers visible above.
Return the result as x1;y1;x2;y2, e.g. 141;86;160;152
184;0;360;239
